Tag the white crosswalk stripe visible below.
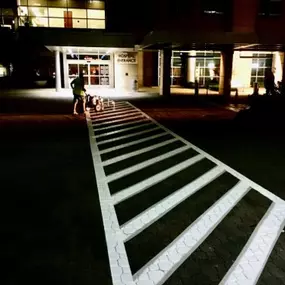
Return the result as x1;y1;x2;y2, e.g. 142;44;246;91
133;181;251;285
120;166;225;242
93;111;141;122
100;132;167;155
93;114;145;128
97;126;160;145
94;117;148;132
112;154;204;205
102;138;178;166
94;122;154;139
86;100;285;285
106;144;191;182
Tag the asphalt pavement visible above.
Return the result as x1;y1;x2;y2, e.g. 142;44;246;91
1;90;285;285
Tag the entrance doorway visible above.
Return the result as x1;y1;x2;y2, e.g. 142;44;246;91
68;60;110;87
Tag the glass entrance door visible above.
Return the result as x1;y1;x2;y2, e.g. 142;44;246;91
68;61;110;87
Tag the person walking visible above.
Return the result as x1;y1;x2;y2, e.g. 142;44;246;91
71;72;87;115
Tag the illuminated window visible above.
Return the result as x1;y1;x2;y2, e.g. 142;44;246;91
18;0;28;5
87;0;104;9
250;53;273;87
18;0;105;29
47;0;67;7
28;0;48;6
49;17;65;27
87;9;105;19
18;6;28;16
72;18;87;28
48;7;66;17
28;7;48;17
68;8;87;18
30;16;48;26
158;51;221;86
87;19;105;28
259;0;283;16
67;0;86;8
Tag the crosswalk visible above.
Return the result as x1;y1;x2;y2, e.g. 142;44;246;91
86;101;285;285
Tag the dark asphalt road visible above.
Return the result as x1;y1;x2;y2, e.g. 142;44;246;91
1;91;285;285
0;94;112;285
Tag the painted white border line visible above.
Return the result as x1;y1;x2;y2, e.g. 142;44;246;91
97;126;161;145
91;108;137;118
121;166;225;242
102;138;178;167
107;145;191;182
127;102;285;204
133;181;251;285
86;114;135;285
93;114;145;128
220;202;285;285
95;122;154;139
112;154;204;205
100;133;167;155
94;111;141;123
94;118;149;132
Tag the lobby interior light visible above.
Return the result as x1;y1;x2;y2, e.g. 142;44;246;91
208;62;215;69
252;63;259;69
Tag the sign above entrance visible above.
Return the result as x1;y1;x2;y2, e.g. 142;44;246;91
116;52;137;64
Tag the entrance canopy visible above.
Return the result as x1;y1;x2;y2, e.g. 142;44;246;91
139;30;285;52
46;46;135;54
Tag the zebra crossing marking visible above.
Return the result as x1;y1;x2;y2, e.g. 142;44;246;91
86;100;285;285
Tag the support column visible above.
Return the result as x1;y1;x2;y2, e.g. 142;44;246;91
187;51;196;84
62;51;69;88
55;50;61;92
281;52;285;95
159;48;171;96
137;51;144;88
219;46;234;99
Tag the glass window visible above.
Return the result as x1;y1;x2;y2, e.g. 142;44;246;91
99;54;110;60
87;19;105;28
87;0;104;9
30;17;48;27
48;7;66;17
28;7;48;17
172;57;181;66
19;0;28;5
250;53;273;87
28;0;48;6
47;0;67;7
49;17;65;27
68;8;87;18
69;64;78;76
18;6;28;16
72;18;87;28
67;0;86;8
87;9;105;19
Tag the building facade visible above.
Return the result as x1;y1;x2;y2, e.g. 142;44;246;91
1;0;285;95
